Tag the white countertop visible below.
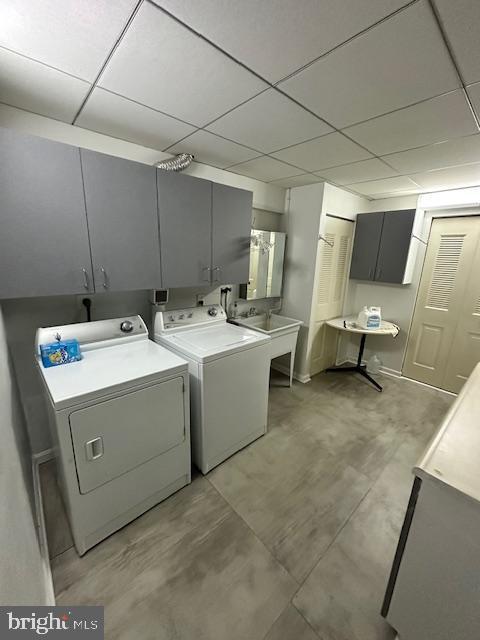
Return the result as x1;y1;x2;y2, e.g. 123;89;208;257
415;362;480;504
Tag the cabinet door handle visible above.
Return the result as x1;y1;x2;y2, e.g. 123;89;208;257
82;268;89;290
376;267;382;280
212;266;221;282
202;266;211;282
85;437;104;461
100;267;109;289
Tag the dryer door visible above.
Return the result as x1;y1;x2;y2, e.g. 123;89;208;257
70;377;185;494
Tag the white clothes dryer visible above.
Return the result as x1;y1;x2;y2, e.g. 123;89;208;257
36;315;190;555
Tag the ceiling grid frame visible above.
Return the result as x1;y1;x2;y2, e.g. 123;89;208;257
0;0;479;197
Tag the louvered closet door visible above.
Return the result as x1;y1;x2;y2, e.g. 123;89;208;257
403;217;480;391
443;232;480;393
310;216;354;375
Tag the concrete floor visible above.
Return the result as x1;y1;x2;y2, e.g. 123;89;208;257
41;369;452;640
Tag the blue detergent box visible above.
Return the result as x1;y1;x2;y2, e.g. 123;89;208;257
40;339;82;368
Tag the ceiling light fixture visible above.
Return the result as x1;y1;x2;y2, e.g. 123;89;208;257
155;153;194;172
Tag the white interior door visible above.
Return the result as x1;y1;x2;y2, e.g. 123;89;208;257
443;232;480;392
310;216;354;375
403;216;480;393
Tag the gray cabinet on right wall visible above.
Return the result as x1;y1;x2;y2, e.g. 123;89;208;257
349;209;415;284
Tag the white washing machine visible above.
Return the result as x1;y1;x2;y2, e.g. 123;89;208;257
154;305;271;474
36;315;190;555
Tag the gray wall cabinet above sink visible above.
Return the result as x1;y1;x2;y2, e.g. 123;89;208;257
349;209;416;285
80;150;162;292
157;171;253;288
0;128;94;299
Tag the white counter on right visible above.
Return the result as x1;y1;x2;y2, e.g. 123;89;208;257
382;363;480;640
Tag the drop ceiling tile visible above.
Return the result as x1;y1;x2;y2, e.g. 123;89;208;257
348;176;420;196
271;132;372;172
269;174;323;188
410;162;480;191
99;3;267;128
167;130;259;169
433;0;480;84
383;135;480;174
228;156;302;182
76;88;196;151
344;90;477;156
466;82;480;120
153;0;410;82
316;158;398;185
0;0;138;81
207;89;332;153
279;1;459;128
0;47;89;122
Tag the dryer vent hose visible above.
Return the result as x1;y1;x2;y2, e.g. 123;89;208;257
155;153;194;172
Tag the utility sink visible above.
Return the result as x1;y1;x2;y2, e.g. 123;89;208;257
234;313;303;337
231;314;303;387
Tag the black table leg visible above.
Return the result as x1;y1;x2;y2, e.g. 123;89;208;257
326;332;382;392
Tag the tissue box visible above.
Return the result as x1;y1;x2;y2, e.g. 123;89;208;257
40;339;82;368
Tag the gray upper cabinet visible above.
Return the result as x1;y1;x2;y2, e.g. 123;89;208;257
212;183;252;285
349;212;384;281
375;209;415;284
81;150;161;292
0;126;254;298
157;171;212;288
157;172;253;288
350;209;416;284
0;128;94;299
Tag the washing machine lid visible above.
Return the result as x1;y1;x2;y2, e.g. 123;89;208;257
37;339;187;410
159;323;270;363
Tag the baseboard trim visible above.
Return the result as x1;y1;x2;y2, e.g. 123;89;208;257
32;456;55;605
400;375;457;397
271;362;311;384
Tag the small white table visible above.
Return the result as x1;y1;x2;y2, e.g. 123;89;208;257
325;315;399;392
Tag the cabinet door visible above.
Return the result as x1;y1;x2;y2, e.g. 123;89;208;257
349;211;384;281
212;183;252;284
157;171;212;288
0;128;94;298
81;150;161;292
375;209;415;284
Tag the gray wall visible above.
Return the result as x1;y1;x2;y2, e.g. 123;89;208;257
0;305;50;604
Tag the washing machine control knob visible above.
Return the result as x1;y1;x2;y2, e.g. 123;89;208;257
120;320;134;333
208;307;218;317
